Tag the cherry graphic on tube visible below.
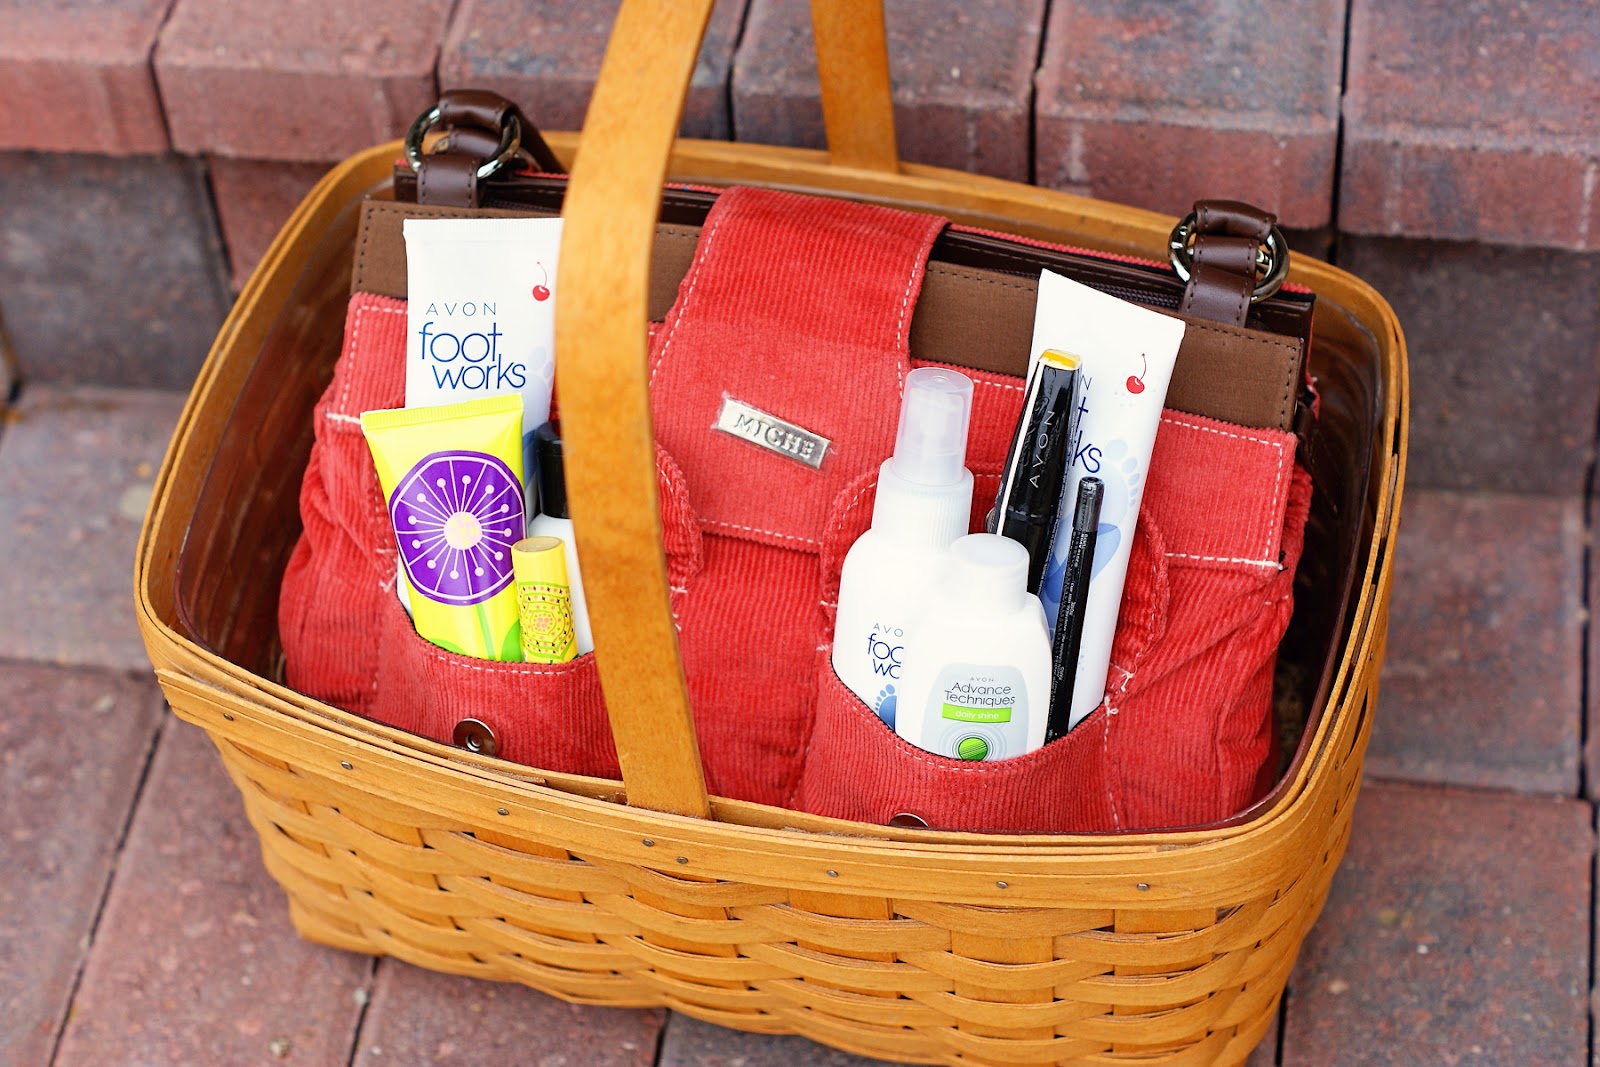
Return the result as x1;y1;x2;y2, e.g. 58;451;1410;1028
532;261;551;302
1126;353;1147;394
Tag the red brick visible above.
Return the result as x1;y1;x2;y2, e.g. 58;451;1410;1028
0;0;172;154
0;152;232;390
441;0;747;141
0;386;187;671
1034;1;1343;229
356;958;663;1064
1371;490;1582;794
1282;782;1591;1065
733;0;1044;182
207;157;328;289
155;0;454;161
0;664;165;1066
1336;237;1600;495
54;720;372;1066
1342;0;1600;250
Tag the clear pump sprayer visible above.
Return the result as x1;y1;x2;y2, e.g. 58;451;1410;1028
890;369;974;487
831;368;976;728
865;368;976;545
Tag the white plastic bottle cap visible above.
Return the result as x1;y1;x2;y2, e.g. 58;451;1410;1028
891;367;974;487
945;533;1029;612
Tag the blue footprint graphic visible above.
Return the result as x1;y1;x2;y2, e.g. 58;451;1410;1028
1088;441;1144;579
874;685;898;730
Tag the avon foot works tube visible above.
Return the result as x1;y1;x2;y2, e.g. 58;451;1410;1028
404;216;563;514
1032;269;1187;729
361;394;527;661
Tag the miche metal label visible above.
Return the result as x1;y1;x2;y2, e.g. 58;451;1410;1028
714;396;831;470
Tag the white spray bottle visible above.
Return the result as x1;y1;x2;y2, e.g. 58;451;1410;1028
831;367;975;729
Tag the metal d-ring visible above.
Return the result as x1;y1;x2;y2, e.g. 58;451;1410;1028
1168;212;1290;303
404;104;525;180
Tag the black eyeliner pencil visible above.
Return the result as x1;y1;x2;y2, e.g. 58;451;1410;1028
990;349;1081;592
1045;477;1103;743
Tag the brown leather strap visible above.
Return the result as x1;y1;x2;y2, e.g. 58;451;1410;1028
442;126;508;160
413;90;567;205
415;152;479;206
438;88;565;173
438;88;520;131
1180;200;1276;327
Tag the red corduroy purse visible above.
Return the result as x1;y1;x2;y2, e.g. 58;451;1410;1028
280;137;1314;833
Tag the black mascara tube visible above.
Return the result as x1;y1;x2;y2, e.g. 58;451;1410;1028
1045;477;1103;743
989;350;1081;592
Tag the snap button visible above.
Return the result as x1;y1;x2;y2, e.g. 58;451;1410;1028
452;718;498;757
889;812;929;829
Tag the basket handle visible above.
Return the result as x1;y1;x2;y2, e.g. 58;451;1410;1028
555;0;901;818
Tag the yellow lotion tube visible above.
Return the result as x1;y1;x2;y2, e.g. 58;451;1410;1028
361;394;526;660
512;536;578;664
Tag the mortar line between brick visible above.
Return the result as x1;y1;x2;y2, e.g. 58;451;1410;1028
1272;982;1288;1064
722;0;756;144
1327;0;1356;255
433;0;466;99
1581;409;1594;804
46;708;170;1066
1361;773;1581;802
145;0;185;151
195;160;236;302
1026;0;1054;188
1588;805;1597;1066
651;1008;672;1066
343;956;382;1067
1582;389;1598;1063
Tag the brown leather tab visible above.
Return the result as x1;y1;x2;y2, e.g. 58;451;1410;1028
438;88;564;174
1182;233;1260;326
1181;200;1278;327
443;126;507;159
1195;200;1276;242
438;88;519;130
415;152;479;207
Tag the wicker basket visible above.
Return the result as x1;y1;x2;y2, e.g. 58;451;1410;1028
135;2;1406;1064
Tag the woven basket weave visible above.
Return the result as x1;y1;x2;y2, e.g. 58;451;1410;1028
135;2;1406;1064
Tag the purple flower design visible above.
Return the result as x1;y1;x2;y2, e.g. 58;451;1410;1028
390;450;525;606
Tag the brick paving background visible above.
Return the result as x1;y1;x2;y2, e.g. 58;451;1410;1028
1;1;1596;1064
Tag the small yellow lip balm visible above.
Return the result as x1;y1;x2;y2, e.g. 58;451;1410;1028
512;536;578;664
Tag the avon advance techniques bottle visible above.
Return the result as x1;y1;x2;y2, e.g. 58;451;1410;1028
893;533;1053;761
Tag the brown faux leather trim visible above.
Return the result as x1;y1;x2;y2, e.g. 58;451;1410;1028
356;201;1302;431
356;201;700;321
1181;234;1259;326
441;126;507;159
435;89;565;174
437;88;519;132
1180;200;1279;328
415;153;479;208
914;261;1300;430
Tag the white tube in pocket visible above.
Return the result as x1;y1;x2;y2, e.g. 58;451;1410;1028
1031;269;1187;729
404;216;563;514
